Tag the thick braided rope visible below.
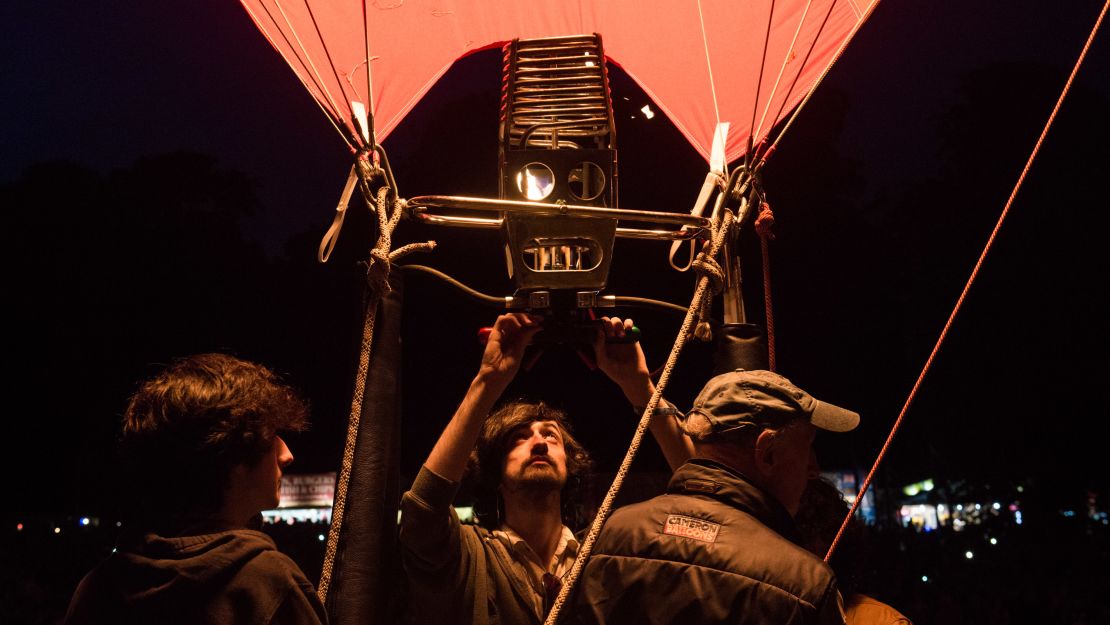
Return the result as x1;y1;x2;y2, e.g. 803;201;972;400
317;183;433;602
545;209;735;625
823;0;1109;564
689;252;724;341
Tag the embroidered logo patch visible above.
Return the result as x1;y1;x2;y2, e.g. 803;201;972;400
662;514;720;543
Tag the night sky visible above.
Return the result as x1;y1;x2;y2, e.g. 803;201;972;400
3;0;1109;524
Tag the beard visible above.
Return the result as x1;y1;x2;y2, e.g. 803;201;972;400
504;461;566;495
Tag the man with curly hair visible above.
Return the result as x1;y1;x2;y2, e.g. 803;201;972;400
399;313;692;625
64;353;327;625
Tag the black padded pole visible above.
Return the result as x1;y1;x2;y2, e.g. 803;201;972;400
327;272;404;625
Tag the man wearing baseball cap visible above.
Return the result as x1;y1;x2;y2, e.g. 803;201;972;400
570;369;860;625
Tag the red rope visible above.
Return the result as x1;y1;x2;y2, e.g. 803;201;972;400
825;0;1110;564
755;201;777;371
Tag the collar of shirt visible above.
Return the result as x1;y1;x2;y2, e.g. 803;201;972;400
493;524;579;613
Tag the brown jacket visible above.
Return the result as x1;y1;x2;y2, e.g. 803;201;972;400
399;466;545;625
571;459;847;625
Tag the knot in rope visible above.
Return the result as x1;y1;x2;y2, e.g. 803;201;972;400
690;252;725;294
693;319;714;342
362;187;405;294
688;229;729;343
365;250;392;294
755;201;776;240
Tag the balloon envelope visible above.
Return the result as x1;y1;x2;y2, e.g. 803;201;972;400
240;0;875;163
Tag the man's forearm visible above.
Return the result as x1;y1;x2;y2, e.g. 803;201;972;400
619;377;694;471
423;374;508;483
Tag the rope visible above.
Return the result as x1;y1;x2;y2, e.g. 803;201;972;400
747;0;778;166
270;0;349;137
753;0;817;141
759;0;838;155
241;1;356;149
755;201;777;371
824;0;1110;564
756;0;882;170
689;251;725;342
695;0;725;163
544;209;736;625
317;177;434;603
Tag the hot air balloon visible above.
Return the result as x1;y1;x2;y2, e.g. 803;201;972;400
232;2;891;623
231;1;1107;623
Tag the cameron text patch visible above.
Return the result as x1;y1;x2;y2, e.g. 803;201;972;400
662;514;720;543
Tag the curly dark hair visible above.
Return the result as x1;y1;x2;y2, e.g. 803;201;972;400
467;401;593;530
119;353;309;527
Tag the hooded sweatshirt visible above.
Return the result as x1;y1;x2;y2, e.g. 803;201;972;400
64;528;326;625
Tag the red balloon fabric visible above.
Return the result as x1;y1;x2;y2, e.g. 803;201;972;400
240;0;874;163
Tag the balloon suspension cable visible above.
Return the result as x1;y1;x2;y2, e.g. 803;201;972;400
318;181;435;604
755;0;883;172
754;0;839;144
361;0;377;148
241;1;358;149
545;209;735;625
696;0;726;173
300;0;359;121
746;0;777;170
824;0;1109;565
753;0;817;141
269;0;351;138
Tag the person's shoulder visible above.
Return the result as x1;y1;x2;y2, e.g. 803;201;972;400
64;556;124;624
846;593;913;625
226;532;325;619
221;530;313;587
607;493;673;522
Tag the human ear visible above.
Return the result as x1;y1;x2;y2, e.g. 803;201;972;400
753;429;777;478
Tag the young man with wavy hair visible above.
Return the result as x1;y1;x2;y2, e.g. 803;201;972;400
399;313;692;625
65;353;327;625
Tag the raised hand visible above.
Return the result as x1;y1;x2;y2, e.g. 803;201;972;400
478;313;542;387
594;317;652;398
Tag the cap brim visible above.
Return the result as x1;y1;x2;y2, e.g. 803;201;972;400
811;400;860;432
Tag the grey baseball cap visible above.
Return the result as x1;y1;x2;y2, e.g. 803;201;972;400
680;369;859;439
